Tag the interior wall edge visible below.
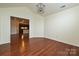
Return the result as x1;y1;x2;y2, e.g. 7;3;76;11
45;36;79;47
1;36;79;48
0;41;10;45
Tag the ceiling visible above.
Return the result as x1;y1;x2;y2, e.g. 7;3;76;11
0;3;79;16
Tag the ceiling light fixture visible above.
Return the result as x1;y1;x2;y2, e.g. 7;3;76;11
60;5;66;8
36;3;45;14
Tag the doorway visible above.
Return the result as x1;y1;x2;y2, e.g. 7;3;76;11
10;16;29;44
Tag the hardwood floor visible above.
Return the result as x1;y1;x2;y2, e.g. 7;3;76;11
0;35;79;56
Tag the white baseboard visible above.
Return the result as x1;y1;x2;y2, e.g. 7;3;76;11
0;41;10;45
45;37;79;47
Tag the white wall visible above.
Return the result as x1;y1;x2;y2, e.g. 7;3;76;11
45;6;79;47
0;7;44;44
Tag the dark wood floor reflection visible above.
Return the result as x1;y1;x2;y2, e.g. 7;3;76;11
0;35;79;56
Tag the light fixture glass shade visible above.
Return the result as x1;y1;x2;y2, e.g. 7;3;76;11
36;3;45;14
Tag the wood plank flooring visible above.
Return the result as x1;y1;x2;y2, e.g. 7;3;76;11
0;35;79;56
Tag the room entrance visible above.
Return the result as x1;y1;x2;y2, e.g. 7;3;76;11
10;16;29;43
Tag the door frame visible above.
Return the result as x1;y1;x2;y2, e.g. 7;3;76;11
10;16;30;43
